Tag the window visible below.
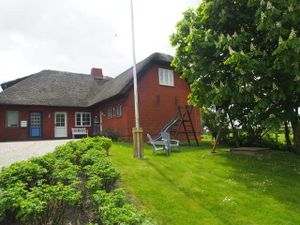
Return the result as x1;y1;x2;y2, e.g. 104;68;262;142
7;111;19;128
55;113;65;127
116;105;122;117
158;68;174;86
75;112;91;127
108;106;113;119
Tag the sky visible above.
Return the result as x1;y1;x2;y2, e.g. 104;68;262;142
0;0;200;87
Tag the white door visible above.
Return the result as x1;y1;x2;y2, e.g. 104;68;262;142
55;112;67;138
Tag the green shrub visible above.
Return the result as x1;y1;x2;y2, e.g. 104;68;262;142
80;148;108;166
92;189;149;225
85;159;120;192
52;159;80;185
0;161;48;189
0;137;149;225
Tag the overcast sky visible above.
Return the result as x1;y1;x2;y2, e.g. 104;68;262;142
0;0;200;86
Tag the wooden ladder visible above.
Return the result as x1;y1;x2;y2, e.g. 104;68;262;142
170;105;199;146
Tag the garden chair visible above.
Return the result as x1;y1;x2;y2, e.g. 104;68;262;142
147;133;170;155
161;132;180;152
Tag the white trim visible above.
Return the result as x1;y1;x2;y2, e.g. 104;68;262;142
6;111;19;128
107;106;113;119
158;68;174;87
75;112;91;127
55;112;67;138
116;104;122;117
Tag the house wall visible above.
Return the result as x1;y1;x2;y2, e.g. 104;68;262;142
135;64;201;140
97;63;201;141
0;64;201;142
0;105;93;141
92;96;131;139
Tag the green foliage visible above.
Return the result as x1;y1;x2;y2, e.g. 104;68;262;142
0;137;147;225
84;159;120;192
0;161;48;188
92;189;149;225
171;0;300;152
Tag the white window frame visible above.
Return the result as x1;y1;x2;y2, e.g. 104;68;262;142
6;111;19;128
116;104;122;117
75;112;91;127
158;68;174;87
107;106;113;119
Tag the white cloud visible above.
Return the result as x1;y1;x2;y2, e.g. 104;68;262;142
0;0;201;85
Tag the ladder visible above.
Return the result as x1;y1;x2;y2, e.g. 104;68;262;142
170;105;199;146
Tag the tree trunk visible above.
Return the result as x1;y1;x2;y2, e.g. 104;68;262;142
291;120;300;154
227;112;240;147
212;128;221;153
284;120;291;147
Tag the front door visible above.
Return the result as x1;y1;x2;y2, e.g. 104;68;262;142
55;112;67;138
29;112;42;138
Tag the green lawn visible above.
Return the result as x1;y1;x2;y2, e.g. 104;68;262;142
109;141;300;225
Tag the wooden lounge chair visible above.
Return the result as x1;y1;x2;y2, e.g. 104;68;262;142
161;132;180;152
147;133;170;155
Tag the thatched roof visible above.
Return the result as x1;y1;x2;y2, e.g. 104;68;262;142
0;52;172;107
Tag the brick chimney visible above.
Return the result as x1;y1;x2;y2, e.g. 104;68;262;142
91;68;103;79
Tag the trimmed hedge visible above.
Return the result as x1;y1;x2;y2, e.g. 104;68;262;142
0;137;150;225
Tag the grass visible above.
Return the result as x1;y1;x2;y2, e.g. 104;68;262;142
108;140;300;225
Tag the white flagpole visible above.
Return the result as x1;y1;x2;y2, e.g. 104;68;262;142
130;0;143;158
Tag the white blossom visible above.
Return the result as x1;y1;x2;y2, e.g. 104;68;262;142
288;5;294;12
260;12;266;22
227;34;232;41
250;42;256;51
278;36;283;45
272;82;279;90
228;46;236;55
267;1;274;10
275;21;282;28
294;75;300;81
254;95;261;102
289;27;297;39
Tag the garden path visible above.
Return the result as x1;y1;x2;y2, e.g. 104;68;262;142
0;139;71;167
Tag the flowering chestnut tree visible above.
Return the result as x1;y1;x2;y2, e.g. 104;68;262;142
171;0;300;152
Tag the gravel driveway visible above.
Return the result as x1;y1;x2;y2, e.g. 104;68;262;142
0;139;72;168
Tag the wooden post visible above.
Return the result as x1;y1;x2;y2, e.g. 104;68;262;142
133;127;144;158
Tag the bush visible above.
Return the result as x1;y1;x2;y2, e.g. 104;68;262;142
84;160;120;192
92;189;150;225
0;137;149;225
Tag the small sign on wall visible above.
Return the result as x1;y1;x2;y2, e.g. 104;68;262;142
20;121;28;127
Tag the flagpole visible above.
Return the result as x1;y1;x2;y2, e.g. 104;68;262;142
130;0;143;158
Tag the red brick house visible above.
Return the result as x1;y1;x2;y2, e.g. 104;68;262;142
0;53;201;142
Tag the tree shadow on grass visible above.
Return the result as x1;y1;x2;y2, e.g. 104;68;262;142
217;151;300;210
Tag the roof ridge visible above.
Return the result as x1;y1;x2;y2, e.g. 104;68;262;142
40;69;89;76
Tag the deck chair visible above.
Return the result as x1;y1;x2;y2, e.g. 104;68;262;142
161;132;180;152
147;133;170;155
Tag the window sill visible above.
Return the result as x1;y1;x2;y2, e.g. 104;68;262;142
159;84;175;87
